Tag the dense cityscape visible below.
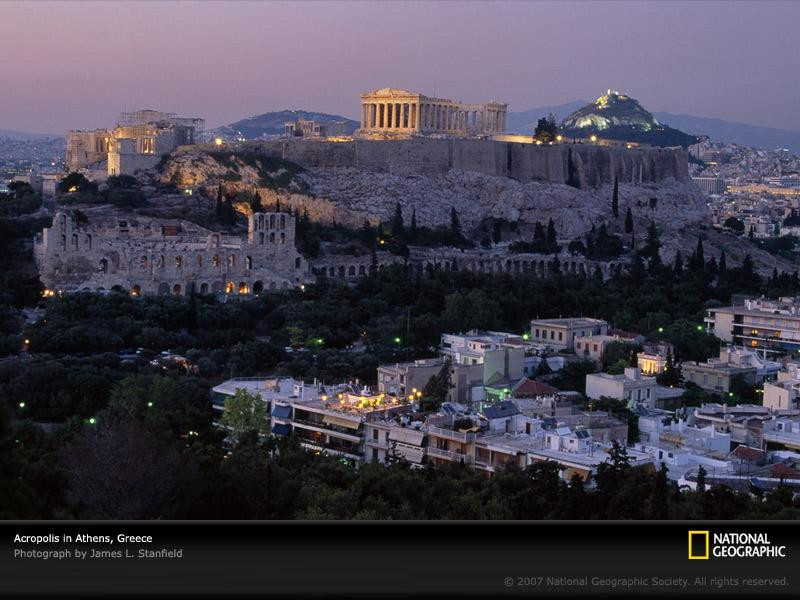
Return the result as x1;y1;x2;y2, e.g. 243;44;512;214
2;4;800;528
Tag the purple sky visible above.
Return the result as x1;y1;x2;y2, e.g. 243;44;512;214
3;0;799;134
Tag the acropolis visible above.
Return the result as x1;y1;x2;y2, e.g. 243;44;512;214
356;88;507;138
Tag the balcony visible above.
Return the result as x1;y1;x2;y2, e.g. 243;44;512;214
427;446;474;464
427;425;476;443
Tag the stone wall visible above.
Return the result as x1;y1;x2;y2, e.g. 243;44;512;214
243;138;688;187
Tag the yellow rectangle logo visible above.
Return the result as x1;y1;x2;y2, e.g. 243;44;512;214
688;530;709;560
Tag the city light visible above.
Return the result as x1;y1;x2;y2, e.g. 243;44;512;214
393;336;401;344
657;327;664;333
590;135;598;142
522;333;530;341
147;401;153;407
88;417;96;425
18;402;25;409
214;137;223;146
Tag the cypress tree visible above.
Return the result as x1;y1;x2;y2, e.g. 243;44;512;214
694;236;705;270
450;207;461;236
624;206;633;234
391;201;404;238
216;182;223;218
546;218;558;250
611;177;619;218
718;250;727;275
533;221;546;243
673;250;684;276
409;208;418;240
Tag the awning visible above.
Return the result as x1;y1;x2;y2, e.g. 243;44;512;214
272;405;292;419
396;446;424;464
272;423;291;436
389;428;425;446
323;415;361;430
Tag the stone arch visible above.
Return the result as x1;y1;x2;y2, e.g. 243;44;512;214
131;285;141;296
358;265;366;276
72;233;79;250
238;282;248;294
348;265;356;276
253;280;264;294
211;281;223;294
99;258;108;273
140;256;148;269
280;232;285;244
338;265;346;277
61;234;66;250
196;255;203;267
228;255;235;267
270;232;275;243
172;284;182;296
259;232;265;245
225;281;235;294
111;285;123;293
175;256;183;269
258;214;265;228
212;254;219;267
246;256;252;270
269;281;277;289
158;282;170;295
280;215;286;229
85;234;92;250
199;283;209;295
270;215;276;228
328;266;335;277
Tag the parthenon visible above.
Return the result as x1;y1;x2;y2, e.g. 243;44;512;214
356;88;507;138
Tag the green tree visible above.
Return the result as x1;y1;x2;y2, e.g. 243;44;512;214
450;207;462;237
391;202;404;238
534;114;558;142
221;388;267;444
611;177;619;218
419;359;453;412
57;172;97;194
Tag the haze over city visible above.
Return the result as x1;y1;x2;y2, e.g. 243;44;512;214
2;0;800;134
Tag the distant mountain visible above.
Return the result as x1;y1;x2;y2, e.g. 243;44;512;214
0;129;61;140
211;110;359;139
651;112;800;153
506;100;587;134
560;90;698;147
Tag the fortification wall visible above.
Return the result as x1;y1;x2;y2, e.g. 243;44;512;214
244;138;688;187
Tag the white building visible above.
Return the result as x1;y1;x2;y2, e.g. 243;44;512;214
585;367;658;407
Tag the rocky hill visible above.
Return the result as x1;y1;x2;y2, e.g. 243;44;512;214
151;143;793;274
561;90;697;148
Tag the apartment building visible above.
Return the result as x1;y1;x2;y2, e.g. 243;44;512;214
681;347;778;394
585;367;658;406
529;318;608;351
376;357;483;405
705;296;800;355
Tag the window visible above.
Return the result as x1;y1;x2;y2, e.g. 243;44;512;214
372;430;379;441
212;255;219;267
550;331;554;340
535;329;539;338
196;255;203;267
558;332;563;341
246;256;252;270
175;256;183;268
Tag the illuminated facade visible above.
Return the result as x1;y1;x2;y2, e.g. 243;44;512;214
34;209;306;296
356;88;507;138
705;297;800;355
66;110;205;177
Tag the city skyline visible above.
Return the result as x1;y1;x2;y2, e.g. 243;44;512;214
2;0;800;134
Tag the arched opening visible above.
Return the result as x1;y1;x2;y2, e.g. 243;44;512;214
270;215;276;228
358;265;366;275
259;232;264;245
111;285;123;293
61;235;66;250
338;265;346;277
98;258;108;273
212;255;219;267
172;284;182;296
85;234;92;250
175;256;183;269
238;282;248;294
348;265;356;276
329;266;335;277
225;281;235;294
280;232;285;244
131;285;141;297
158;282;170;295
72;234;79;250
228;255;235;267
140;256;148;269
258;215;264;228
196;255;203;267
253;281;264;294
270;232;275;243
211;281;223;294
246;256;252;270
269;281;277;289
280;215;286;229
199;283;209;295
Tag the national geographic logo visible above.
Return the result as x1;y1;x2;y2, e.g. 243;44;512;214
689;530;788;559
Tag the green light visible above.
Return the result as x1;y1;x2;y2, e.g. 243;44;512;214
147;401;153;407
18;402;25;409
316;338;324;345
522;333;530;341
728;392;734;397
657;327;664;333
393;336;401;344
88;417;96;425
697;325;703;331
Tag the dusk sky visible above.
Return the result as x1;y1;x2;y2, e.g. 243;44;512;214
3;0;799;134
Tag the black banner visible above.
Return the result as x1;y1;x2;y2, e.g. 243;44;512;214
1;521;797;598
